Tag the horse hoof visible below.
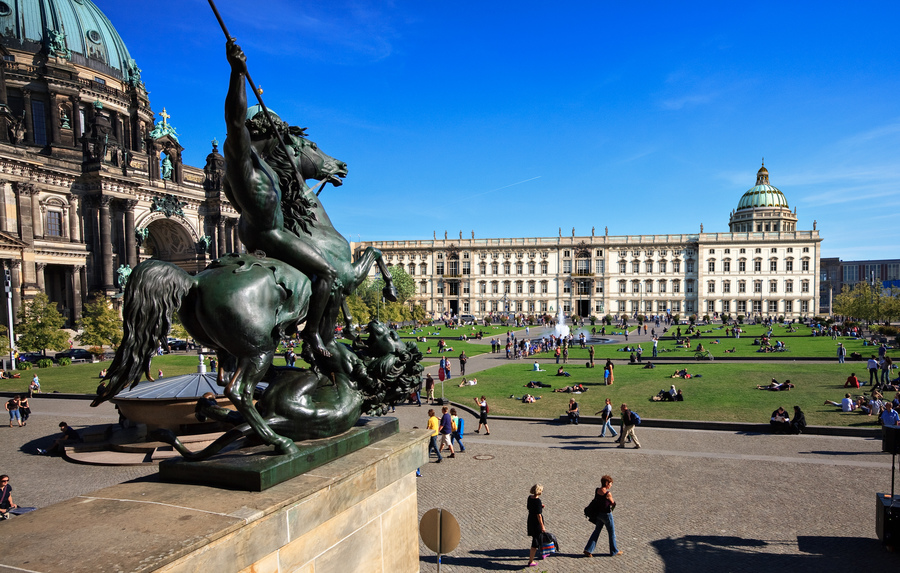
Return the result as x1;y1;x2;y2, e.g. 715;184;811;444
383;285;398;303
276;439;300;456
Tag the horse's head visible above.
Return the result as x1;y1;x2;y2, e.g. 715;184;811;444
289;132;348;187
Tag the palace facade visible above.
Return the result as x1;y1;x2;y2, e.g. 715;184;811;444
354;164;822;320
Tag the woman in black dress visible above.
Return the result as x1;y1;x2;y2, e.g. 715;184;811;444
526;483;545;567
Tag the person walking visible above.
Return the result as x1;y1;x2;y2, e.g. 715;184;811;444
583;475;623;557
449;408;466;452
589;345;595;368
526;484;546;567
652;336;658;358
837;343;846;364
459;351;467;377
6;396;22;428
617;404;641;449
17;395;30;426
426;409;443;463
425;373;435;405
437;406;456;458
595;398;618;439
474;396;490;435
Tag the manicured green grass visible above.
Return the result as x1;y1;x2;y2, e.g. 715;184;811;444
0;354;205;394
436;361;890;427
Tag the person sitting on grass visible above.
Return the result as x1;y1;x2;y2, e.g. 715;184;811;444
696;343;705;353
844;373;860;388
457;377;477;387
533;361;545;372
554;384;586;393
643;362;655;369
556;367;571;377
824;393;857;412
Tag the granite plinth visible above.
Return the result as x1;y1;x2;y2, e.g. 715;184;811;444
159;416;399;491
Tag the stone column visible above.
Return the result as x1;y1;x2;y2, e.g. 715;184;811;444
0;179;7;233
217;217;226;259
13;182;36;244
22;89;33;145
69;265;83;323
66;193;80;242
31;189;43;239
71;96;82;138
99;195;115;290
9;261;21;317
35;263;46;292
80;195;100;288
123;199;137;268
224;218;234;254
49;93;62;145
232;224;241;253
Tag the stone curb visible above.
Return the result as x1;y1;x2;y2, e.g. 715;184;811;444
447;401;882;438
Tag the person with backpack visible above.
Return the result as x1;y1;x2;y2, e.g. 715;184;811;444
617;404;641;449
582;475;623;557
449;408;466;452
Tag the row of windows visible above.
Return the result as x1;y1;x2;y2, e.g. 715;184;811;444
617;259;812;274
615;278;811;294
612;299;812;314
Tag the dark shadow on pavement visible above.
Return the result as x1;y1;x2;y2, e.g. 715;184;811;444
650;534;888;573
424;548;529;571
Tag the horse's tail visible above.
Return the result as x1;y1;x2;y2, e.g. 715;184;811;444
92;260;196;407
151;426;254;461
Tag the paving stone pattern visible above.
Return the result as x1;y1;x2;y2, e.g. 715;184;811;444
3;393;897;572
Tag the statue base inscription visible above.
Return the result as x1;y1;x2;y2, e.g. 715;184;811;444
159;416;399;491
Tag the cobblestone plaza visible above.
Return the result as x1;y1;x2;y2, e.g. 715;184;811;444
2;392;896;572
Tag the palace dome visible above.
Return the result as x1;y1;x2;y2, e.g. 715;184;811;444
0;0;139;82
735;164;790;212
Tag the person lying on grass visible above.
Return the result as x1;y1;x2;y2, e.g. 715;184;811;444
756;379;794;391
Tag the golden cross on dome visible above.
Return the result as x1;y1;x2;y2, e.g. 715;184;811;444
159;108;170;125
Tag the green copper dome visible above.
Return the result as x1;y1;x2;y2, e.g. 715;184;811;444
0;0;140;82
736;164;790;211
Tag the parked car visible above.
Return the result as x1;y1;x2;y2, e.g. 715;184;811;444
167;338;189;351
54;348;95;362
17;352;50;364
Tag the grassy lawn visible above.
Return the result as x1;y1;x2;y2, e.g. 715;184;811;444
435;361;890;427
0;354;206;395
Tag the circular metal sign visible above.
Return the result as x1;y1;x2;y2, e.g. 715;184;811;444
419;508;461;554
473;454;494;460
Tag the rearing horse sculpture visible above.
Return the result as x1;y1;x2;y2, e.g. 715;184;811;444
92;40;406;456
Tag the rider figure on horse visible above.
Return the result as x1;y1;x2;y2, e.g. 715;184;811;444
223;39;337;357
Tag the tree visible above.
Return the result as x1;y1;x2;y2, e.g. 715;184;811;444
372;265;415;305
410;303;427;324
16;293;69;355
76;295;123;351
341;293;371;328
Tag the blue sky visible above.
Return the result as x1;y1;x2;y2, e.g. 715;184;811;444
101;1;899;259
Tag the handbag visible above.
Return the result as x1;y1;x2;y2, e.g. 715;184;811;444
539;531;557;557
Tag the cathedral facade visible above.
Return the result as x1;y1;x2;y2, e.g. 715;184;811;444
0;0;232;327
354;164;823;321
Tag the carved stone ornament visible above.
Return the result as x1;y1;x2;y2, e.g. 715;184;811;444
151;194;186;218
135;227;149;247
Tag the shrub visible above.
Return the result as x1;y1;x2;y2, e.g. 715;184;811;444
689;314;697;324
703;314;711;323
721;313;731;323
877;325;900;337
57;357;72;366
87;346;103;358
18;361;31;370
604;314;612;325
37;358;54;368
672;314;681;323
737;315;745;323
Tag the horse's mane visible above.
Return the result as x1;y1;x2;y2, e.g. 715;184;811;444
264;131;319;237
359;341;424;415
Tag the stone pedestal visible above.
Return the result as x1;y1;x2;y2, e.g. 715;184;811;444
0;429;429;573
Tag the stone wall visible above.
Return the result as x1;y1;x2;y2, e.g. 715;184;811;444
0;429;429;573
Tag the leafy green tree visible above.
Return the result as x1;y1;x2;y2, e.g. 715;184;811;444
76;295;123;350
340;293;371;328
371;265;415;304
410;303;427;324
16;293;69;355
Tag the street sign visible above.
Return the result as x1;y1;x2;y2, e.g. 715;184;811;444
420;508;461;571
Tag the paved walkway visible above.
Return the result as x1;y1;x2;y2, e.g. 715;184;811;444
3;394;896;572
